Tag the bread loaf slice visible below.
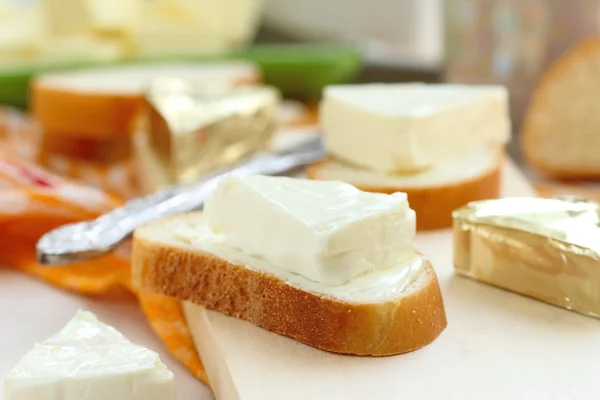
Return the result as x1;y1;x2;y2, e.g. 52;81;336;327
307;148;503;230
521;38;600;178
31;62;260;139
132;213;447;356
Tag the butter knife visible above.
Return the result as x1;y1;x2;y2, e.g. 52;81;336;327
37;137;326;265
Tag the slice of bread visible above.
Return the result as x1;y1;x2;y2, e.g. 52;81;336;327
521;38;600;178
132;213;447;356
307;148;503;231
31;62;260;139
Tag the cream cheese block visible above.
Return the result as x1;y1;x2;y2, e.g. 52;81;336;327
2;310;175;400
198;175;417;286
453;197;600;318
321;83;510;173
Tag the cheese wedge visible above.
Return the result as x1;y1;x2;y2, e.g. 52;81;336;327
453;197;600;318
201;175;416;285
31;62;260;139
2;310;175;400
321;83;510;173
308;148;503;230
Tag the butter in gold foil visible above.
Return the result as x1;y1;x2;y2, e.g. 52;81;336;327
453;197;600;319
134;78;279;194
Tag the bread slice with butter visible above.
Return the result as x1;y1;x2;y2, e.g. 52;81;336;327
132;175;447;356
308;148;503;231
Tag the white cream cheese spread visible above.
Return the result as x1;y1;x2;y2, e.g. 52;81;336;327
321;83;510;173
2;310;175;400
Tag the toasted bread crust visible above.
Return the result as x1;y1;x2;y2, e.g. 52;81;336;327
132;213;447;356
306;158;502;231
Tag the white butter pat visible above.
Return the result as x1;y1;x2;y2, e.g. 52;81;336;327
203;175;416;286
321;83;510;173
2;311;174;400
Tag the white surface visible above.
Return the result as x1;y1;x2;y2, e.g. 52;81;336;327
321;83;510;172
200;175;415;286
0;271;213;400
184;160;600;400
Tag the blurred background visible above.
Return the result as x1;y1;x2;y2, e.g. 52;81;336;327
1;0;600;196
2;1;598;147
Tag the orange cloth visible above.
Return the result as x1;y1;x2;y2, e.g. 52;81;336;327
0;157;209;385
0;108;137;199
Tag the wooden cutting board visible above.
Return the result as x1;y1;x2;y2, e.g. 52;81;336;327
184;160;600;400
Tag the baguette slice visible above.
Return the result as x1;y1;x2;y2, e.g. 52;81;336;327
31;62;260;139
307;148;503;231
132;213;447;356
521;37;600;178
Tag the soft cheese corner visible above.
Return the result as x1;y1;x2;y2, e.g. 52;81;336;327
309;83;511;230
202;175;417;286
2;310;175;400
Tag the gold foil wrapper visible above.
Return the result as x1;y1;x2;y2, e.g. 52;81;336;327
134;78;279;194
453;197;600;319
